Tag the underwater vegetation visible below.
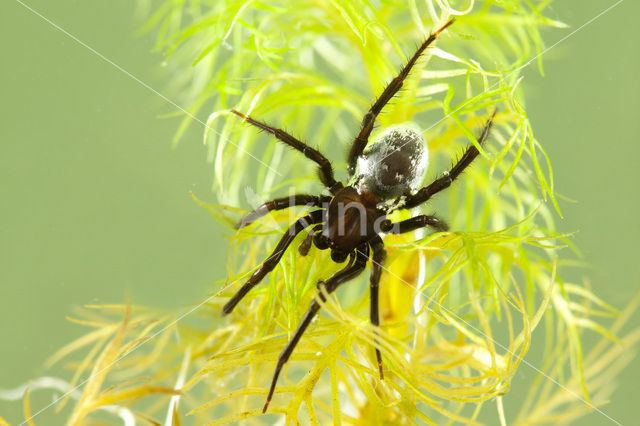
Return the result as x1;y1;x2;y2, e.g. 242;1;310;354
3;1;638;424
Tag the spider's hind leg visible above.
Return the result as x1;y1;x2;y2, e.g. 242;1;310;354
402;110;497;209
263;245;369;413
236;194;328;229
231;110;342;192
347;19;455;175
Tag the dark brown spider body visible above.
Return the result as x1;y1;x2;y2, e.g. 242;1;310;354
222;18;498;414
320;186;386;262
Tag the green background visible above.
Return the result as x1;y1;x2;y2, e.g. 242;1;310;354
1;1;638;424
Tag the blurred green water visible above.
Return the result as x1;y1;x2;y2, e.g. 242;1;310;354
1;1;638;424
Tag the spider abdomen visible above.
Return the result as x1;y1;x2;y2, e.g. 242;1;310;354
355;125;429;200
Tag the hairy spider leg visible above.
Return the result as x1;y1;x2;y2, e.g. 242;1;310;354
236;194;330;229
402;110;497;210
263;245;369;413
368;236;386;379
388;214;449;234
347;18;455;175
222;210;324;315
231;110;342;192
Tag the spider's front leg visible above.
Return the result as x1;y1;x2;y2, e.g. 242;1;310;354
263;245;369;413
222;210;323;315
387;214;449;234
402;110;497;209
368;236;386;379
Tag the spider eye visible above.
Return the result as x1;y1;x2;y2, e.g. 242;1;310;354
313;233;330;250
380;219;392;233
356;125;428;200
330;249;348;263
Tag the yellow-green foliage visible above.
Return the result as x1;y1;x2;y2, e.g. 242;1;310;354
6;1;639;425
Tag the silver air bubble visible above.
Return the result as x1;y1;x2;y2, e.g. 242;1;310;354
355;125;429;200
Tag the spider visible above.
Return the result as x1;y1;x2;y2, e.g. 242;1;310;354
222;18;497;413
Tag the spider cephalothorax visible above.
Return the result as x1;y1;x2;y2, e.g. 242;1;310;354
222;18;497;413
